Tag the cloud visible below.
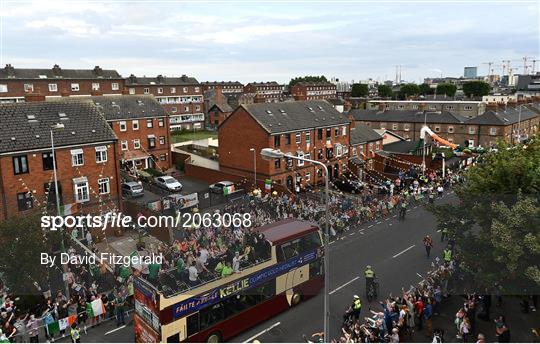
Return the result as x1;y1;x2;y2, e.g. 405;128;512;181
26;18;101;37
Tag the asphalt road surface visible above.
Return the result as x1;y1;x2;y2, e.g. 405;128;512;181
72;192;457;343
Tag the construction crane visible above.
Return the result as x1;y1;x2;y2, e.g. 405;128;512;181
522;56;534;74
482;62;494;76
533;60;539;74
502;60;511;76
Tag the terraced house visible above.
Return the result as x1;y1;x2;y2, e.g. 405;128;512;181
0;100;121;221
125;74;204;131
219;100;351;191
89;95;172;171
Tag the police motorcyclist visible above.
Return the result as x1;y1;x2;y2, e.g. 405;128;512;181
364;265;376;296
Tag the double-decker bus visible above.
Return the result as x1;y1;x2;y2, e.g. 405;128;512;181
133;218;324;343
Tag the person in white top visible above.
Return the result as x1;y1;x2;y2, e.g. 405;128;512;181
188;261;199;286
232;251;246;273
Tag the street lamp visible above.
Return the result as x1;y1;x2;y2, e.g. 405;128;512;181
249;148;257;188
50;123;70;299
260;148;331;339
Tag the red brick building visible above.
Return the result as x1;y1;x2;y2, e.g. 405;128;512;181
0;64;124;103
243;82;284;103
89;95;172;171
124;74;204;131
201;81;243;94
0;100;120;221
219;100;351;191
291;81;337;101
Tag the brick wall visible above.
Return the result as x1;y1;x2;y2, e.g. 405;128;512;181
0;79;124;99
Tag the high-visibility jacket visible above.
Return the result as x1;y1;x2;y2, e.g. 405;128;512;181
443;249;452;262
353;299;362;310
365;268;374;278
70;328;80;340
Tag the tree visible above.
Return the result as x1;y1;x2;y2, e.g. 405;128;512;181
462;81;490;97
289;75;328;88
436;83;457;97
399;83;421;99
0;211;61;296
430;137;540;294
377;84;393;98
419;83;434;96
351;83;369;97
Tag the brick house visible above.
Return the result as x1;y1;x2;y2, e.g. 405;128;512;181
218;100;351;191
0;64;124;103
124;74;204;131
0;100;120;221
291;82;337;101
349;122;383;160
243;82;284;103
89;95;172;171
365;100;486;118
201;81;243;94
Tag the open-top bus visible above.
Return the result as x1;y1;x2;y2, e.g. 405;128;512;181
134;218;324;342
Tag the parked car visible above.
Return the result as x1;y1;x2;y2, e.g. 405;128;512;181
333;179;365;194
209;181;235;194
121;181;144;198
154;176;183;192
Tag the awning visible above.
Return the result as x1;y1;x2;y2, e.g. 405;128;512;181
123;150;150;161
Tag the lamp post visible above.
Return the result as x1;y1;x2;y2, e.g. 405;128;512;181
50;123;70;298
249;148;257;188
422;111;427;174
260;148;331;339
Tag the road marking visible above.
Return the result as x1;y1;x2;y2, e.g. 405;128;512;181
349;232;355;236
329;276;360;295
376;221;382;224
392;215;397;218
368;225;373;228
329;240;335;244
416;273;423;279
436;229;441;232
392;245;415;258
105;325;126;336
243;322;281;343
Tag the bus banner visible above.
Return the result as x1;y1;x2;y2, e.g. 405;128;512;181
172;249;318;319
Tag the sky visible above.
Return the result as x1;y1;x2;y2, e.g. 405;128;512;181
0;0;539;84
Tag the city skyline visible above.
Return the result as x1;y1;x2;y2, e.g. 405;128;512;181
0;0;538;83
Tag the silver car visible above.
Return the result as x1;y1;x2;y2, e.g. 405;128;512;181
122;182;144;198
155;176;183;192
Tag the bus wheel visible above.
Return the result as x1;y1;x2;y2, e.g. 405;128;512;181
206;332;222;343
291;292;302;306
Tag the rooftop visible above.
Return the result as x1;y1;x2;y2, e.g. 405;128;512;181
350;123;383;144
88;95;167;121
0;64;122;80
125;74;199;86
367;100;483;104
467;106;539;125
201;81;243;86
349;109;469;124
0;100;116;154
240;100;350;134
246;81;282;87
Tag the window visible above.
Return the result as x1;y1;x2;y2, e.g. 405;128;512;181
380;122;387;130
24;84;34;93
274;158;281;169
148;136;156;148
429;105;436;110
448;126;454;133
297;152;304;166
74;178;90;203
171;107;177;113
305;172;311;181
336;145;343;157
71;149;84;166
0;84;7;93
92;83;100;91
326;128;331;138
132;120;139;130
317;149;323;160
183;87;188;93
121;140;128;151
317;168;322;177
71;83;80;92
144;88;150;94
317;129;323;140
342;126;347;136
48;83;58;92
464;105;473;111
98;178;110;194
404;124;410;131
286;157;293;169
352;147;357;156
274;135;281;147
334;127;339;136
170;87;176;93
434;126;441;132
392;123;398;130
295;133;301;144
133;139;141;149
306;132;311;144
146;119;153;128
17;192;33;211
158;118;165;127
285;134;291;145
490;127;497;136
13;155;29;175
160;154;166;161
95;146;107;163
42;152;55;170
157;87;163;94
376;142;381;150
119;121;127;131
184;106;189;112
195;105;201;111
159;136;166;145
129;88;135;95
111;83;119;91
469;126;476;134
195;87;200;93
326;148;334;159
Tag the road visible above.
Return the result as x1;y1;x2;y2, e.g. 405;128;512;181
234;192;457;342
74;192;457;343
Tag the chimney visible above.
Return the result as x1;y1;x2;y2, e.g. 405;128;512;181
52;64;61;76
24;92;46;102
180;74;188;82
215;87;224;106
93;65;103;76
4;64;15;77
157;74;164;83
348;112;356;129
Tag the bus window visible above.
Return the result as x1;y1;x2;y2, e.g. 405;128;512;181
278;231;322;262
186;313;199;338
200;302;225;330
300;231;322;252
309;259;323;277
166;333;180;343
